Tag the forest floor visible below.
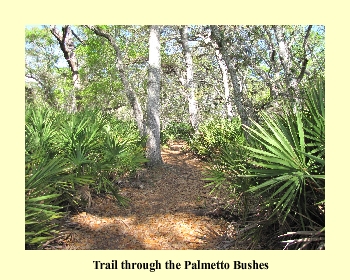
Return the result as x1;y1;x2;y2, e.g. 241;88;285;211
46;141;239;250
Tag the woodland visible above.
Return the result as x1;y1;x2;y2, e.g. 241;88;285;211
25;25;325;250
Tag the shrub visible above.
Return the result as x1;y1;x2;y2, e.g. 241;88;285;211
25;155;66;248
25;106;94;247
189;117;245;159
25;106;147;248
160;121;194;144
203;78;325;249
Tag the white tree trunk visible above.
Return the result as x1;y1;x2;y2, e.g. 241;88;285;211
273;25;312;106
209;25;250;126
202;30;234;118
146;25;163;167
180;26;199;131
217;53;233;119
206;36;234;119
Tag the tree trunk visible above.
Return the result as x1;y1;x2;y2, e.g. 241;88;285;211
272;25;312;108
179;26;199;131
50;25;80;113
273;26;297;96
209;25;250;126
87;25;145;136
217;52;233;119
145;25;163;167
204;33;234;119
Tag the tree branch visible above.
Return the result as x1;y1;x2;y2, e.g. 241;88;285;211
86;25;145;135
86;25;124;71
49;25;62;41
297;58;309;82
25;73;44;87
71;29;85;45
297;25;312;83
303;25;313;52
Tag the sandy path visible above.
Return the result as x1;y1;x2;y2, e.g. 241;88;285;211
48;142;231;250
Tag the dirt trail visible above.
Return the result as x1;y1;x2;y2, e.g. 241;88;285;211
50;141;233;250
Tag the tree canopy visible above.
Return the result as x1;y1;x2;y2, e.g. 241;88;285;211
25;25;325;128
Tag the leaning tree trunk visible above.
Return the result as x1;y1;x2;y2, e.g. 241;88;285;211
50;25;81;113
180;26;199;131
87;25;145;136
204;33;234;119
145;25;163;167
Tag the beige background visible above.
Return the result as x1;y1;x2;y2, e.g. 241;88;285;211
2;0;348;279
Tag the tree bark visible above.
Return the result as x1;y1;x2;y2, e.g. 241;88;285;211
209;25;250;126
87;25;145;136
297;25;312;83
179;26;200;131
203;32;234;118
146;25;163;167
273;26;296;94
50;25;81;113
272;25;312;109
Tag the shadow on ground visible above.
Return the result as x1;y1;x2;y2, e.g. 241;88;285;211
44;141;233;250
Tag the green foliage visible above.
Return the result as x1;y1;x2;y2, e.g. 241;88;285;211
25;26;64;108
25;155;66;247
243;79;325;228
302;79;325;163
25;106;147;248
244;110;324;225
52;109;147;206
25;104;57;160
103;117;148;174
194;117;249;217
75;31;126;110
25;106;93;247
200;118;250;218
203;78;325;249
189;117;245;158
25;26;57;53
161;121;194;144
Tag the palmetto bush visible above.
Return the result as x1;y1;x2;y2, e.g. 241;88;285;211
25;106;147;248
244;79;325;249
25;106;93;247
103;115;147;177
51;109;147;207
25;105;57;161
205;78;325;249
25;105;58;248
25;155;91;248
201;119;251;221
25;155;64;248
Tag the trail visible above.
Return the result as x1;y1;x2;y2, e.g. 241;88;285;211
49;141;234;250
